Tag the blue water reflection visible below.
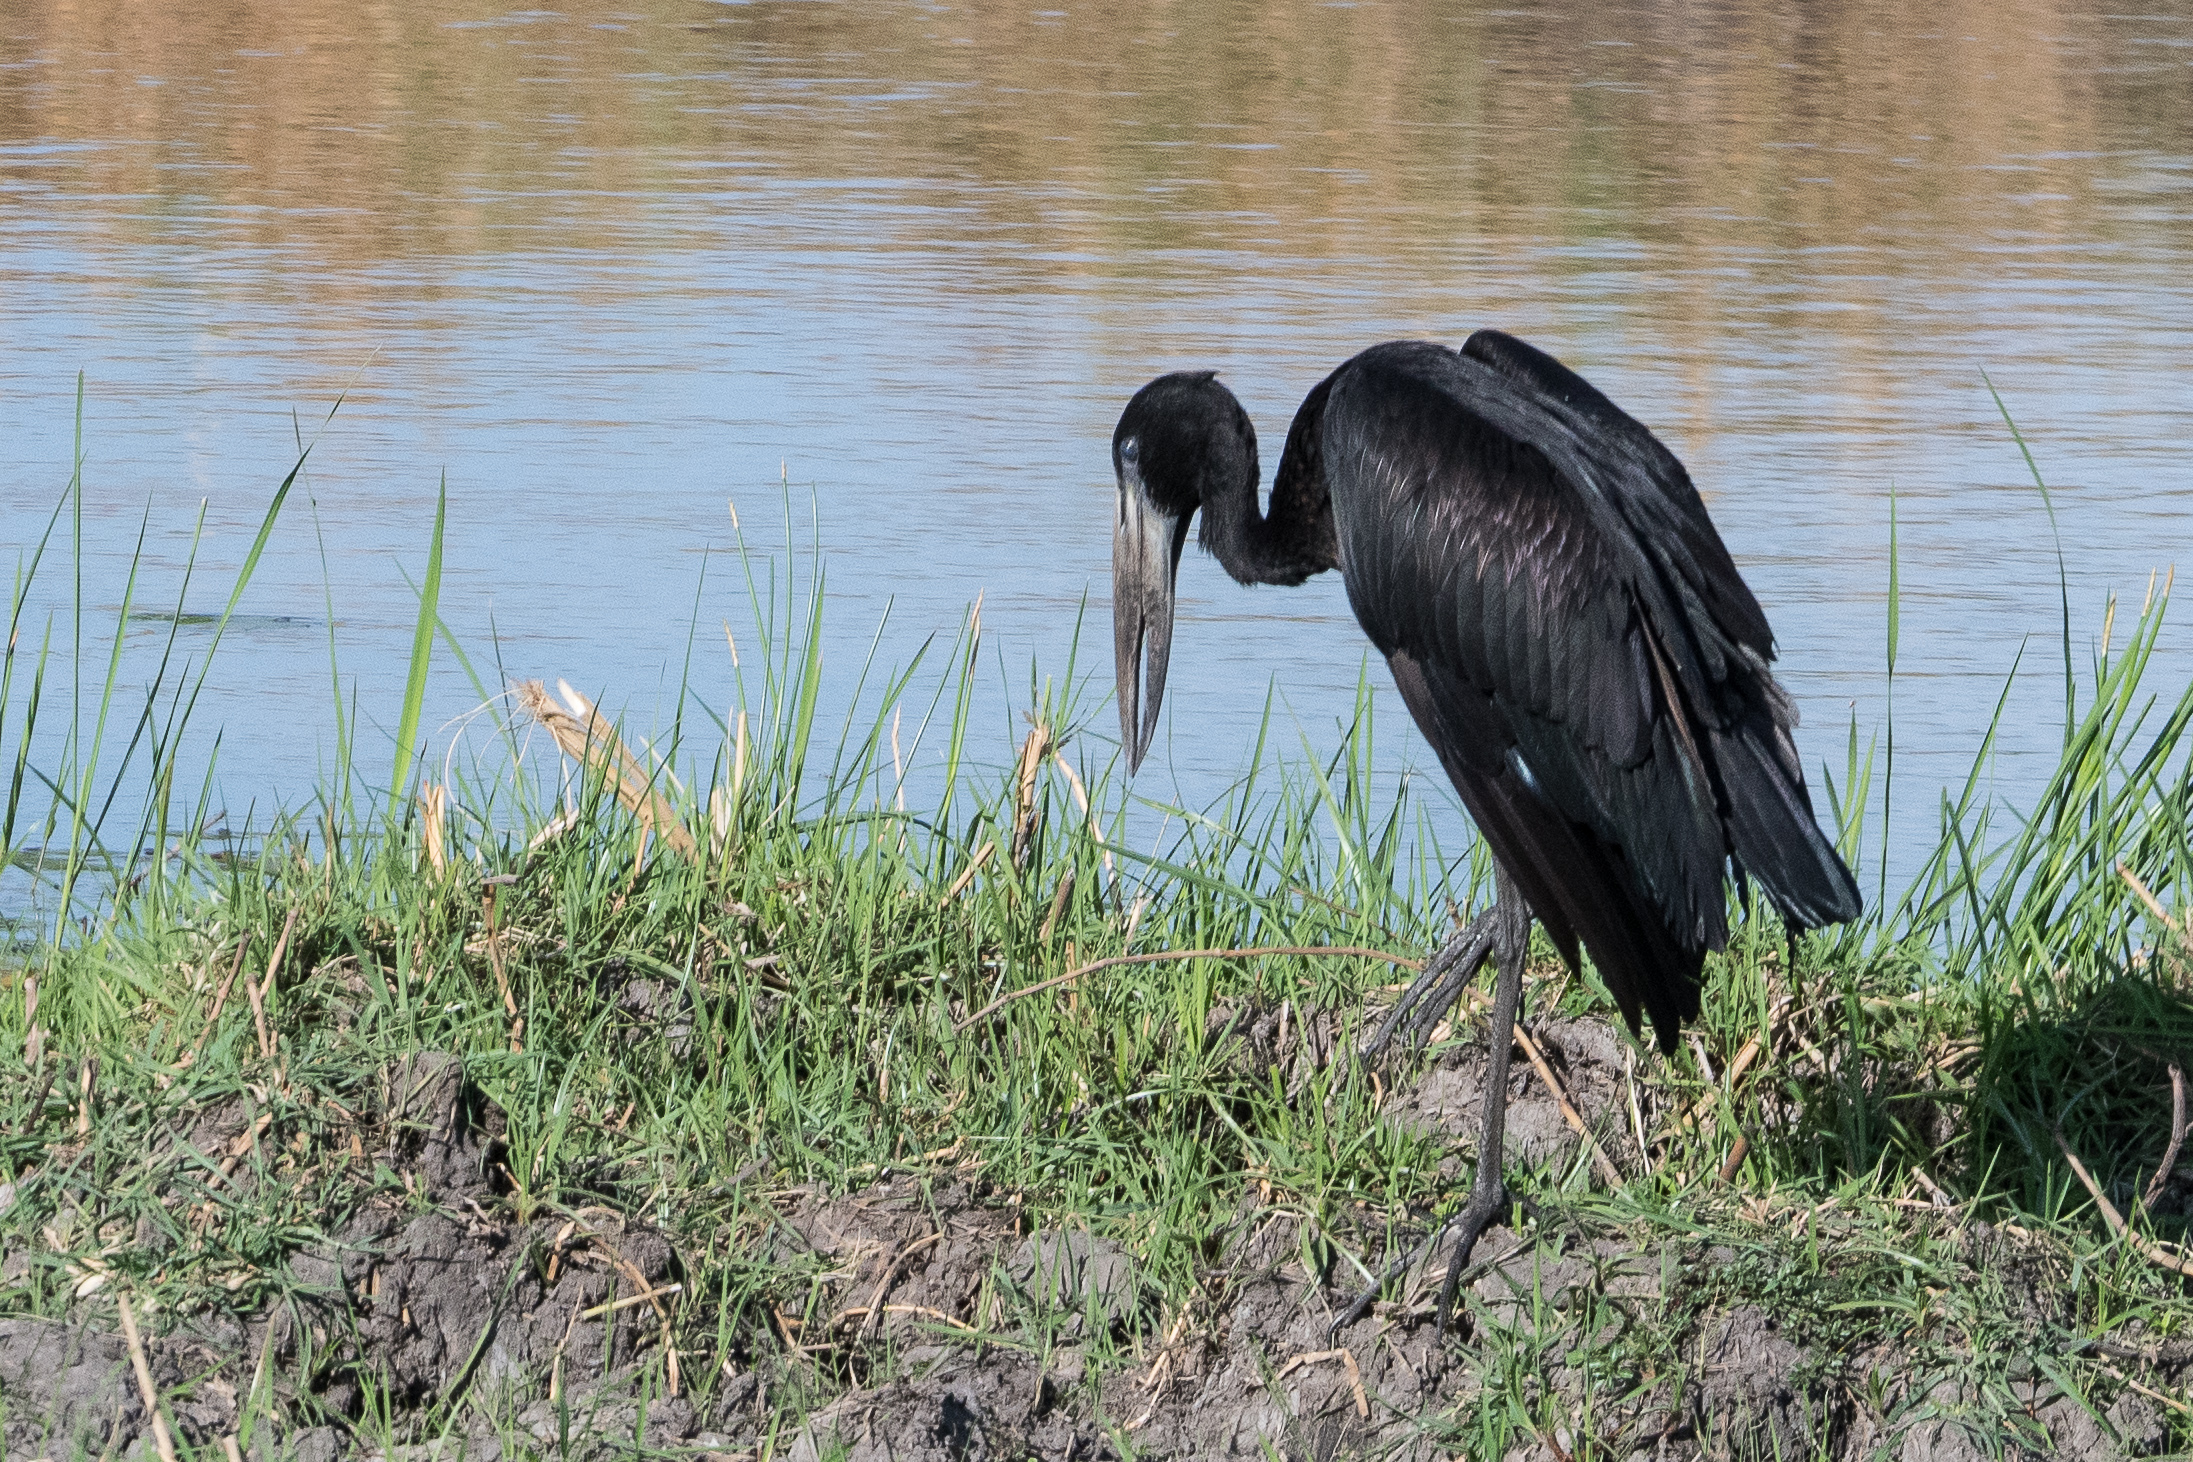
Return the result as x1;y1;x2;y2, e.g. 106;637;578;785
3;0;2189;906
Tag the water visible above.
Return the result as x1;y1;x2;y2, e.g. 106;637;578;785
4;1;2191;896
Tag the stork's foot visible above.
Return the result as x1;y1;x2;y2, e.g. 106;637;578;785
1330;1178;1511;1336
1429;1182;1509;1333
1359;909;1500;1058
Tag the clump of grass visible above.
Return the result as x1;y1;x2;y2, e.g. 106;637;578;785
2;404;2189;1459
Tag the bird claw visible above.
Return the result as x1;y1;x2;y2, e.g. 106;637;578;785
1359;910;1499;1059
1430;1184;1509;1334
1329;1180;1511;1337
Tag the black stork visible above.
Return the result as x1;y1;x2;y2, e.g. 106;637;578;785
1110;332;1862;1330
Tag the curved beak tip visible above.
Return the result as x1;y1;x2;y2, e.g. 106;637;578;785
1112;476;1183;775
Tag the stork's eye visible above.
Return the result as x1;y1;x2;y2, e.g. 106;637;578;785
1119;438;1140;465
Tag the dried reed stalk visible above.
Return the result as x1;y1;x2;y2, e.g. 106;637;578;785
1675;1013;1777;1133
941;842;995;906
483;877;523;1052
185;941;252;1065
513;680;698;860
420;783;449;873
2120;863;2188;944
1058;763;1114;877
1010;720;1055;869
1040;868;1076;947
250;909;299;1064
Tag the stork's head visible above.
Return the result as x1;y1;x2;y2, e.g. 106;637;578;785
1110;371;1257;772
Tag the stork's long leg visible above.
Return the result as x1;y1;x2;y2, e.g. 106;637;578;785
1335;873;1530;1334
1431;887;1527;1331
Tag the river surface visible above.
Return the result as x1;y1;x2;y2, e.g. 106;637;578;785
4;1;2191;899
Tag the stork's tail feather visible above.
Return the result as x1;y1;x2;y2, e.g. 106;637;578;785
1466;762;1705;1055
1571;842;1707;1056
1711;721;1863;930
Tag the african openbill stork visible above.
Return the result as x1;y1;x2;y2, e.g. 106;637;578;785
1110;332;1862;1330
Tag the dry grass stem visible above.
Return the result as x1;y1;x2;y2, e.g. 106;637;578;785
709;786;733;857
954;945;1422;1032
851;1230;943;1339
2145;1063;2188;1212
1678;1027;1769;1133
1010;720;1054;869
526;806;580;852
21;974;40;1071
587;1235;675;1323
831;1303;977;1333
242;967;272;1064
941;841;995;906
1624;1045;1651;1167
2120;862;2188;943
212;1111;277;1188
2109;1369;2193;1418
733;709;749;802
513;679;699;860
248;908;299;1065
1276;1348;1370;1418
1340;1347;1369;1418
1049;755;1114;882
548;1302;582;1405
889;705;905;813
187;938;254;1063
2052;1126;2193;1278
482;878;523;1051
579;1281;684;1320
1513;1023;1625;1186
115;1291;178;1462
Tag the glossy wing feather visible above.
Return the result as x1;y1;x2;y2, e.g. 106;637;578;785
1317;339;1857;1047
1460;330;1860;929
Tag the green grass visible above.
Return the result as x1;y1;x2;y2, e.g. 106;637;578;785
3;411;2191;1459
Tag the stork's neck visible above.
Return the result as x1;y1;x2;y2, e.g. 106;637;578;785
1199;375;1340;588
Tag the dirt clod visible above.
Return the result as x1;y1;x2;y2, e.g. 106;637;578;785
0;1316;142;1460
314;1204;676;1409
1007;1230;1145;1335
787;1351;1097;1462
774;1178;1016;1342
1385;1015;1645;1177
378;1052;504;1202
1693;1306;1833;1459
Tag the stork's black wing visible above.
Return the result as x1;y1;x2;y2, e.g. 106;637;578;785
1313;338;1859;1048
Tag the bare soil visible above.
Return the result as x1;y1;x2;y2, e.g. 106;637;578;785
3;1024;2181;1462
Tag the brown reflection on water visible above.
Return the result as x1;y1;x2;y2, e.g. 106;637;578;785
5;0;2185;282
